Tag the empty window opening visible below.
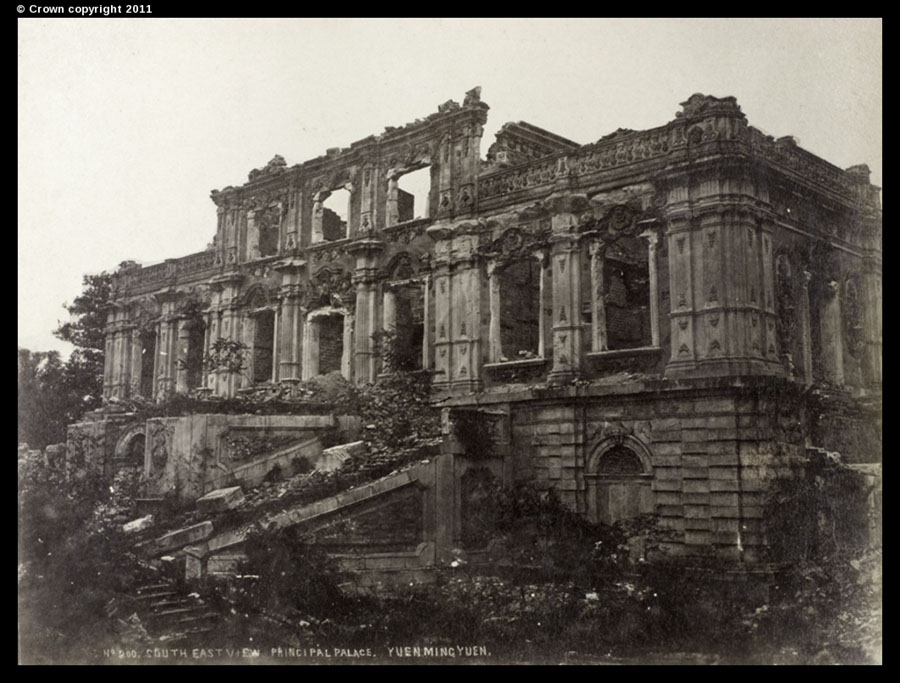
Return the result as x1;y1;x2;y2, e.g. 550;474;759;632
322;188;350;241
604;237;651;350
318;314;344;375
396;166;431;222
257;209;279;257
185;321;206;390
252;310;275;383
391;285;425;370
500;259;541;360
140;331;156;398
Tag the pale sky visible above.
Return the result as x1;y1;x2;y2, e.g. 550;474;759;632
18;18;882;356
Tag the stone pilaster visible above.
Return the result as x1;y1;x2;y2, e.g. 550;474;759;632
547;235;583;383
449;259;483;392
208;271;244;398
274;258;306;391
432;263;452;391
348;239;384;382
545;193;590;384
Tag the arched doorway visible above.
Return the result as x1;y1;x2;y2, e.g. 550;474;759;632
115;428;147;471
586;437;654;524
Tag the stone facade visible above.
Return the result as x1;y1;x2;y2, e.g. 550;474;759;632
83;89;881;563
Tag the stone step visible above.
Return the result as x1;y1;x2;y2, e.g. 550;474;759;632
135;591;179;601
149;598;193;609
158;625;216;645
148;606;200;619
174;611;219;626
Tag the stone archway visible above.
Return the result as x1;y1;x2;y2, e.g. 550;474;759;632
115;425;148;471
585;434;654;524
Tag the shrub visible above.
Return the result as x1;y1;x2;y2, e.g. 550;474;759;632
18;448;144;663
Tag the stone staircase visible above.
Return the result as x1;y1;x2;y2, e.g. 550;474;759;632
130;579;223;645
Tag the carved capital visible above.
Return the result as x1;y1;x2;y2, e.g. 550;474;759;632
588;238;607;257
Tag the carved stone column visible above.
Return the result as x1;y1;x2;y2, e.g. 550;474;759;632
382;286;397;332
311;192;326;243
821;279;844;385
156;307;178;401
486;259;501;362
588;238;608;352
174;317;191;394
342;313;354;381
130;327;142;397
535;248;550;359
800;271;814;385
422;274;432;370
386;175;400;227
301;313;316;381
640;229;661;347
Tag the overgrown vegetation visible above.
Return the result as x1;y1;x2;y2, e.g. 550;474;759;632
18;441;145;663
18;272;112;449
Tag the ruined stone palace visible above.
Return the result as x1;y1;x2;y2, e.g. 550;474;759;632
72;89;881;576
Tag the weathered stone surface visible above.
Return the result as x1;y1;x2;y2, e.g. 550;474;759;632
140;521;214;557
315;440;366;472
196;486;245;514
123;515;155;534
79;89;881;573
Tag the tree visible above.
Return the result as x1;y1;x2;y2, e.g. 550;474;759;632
17;349;69;448
54;272;112;413
18;273;113;448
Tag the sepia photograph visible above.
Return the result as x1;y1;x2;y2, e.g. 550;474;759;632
18;16;882;665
